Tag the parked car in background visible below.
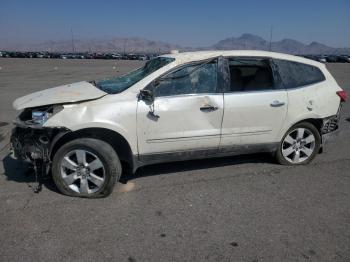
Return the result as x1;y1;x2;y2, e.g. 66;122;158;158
11;51;346;198
317;55;327;63
326;55;339;63
298;55;325;63
337;55;350;63
0;51;158;60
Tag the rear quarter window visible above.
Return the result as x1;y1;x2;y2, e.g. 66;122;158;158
273;59;325;89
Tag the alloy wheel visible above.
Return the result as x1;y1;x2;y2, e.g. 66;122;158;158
60;149;105;194
281;127;316;164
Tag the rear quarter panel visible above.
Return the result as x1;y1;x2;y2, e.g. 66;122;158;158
279;67;341;141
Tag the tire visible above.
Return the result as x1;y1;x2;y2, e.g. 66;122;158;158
52;138;121;198
276;122;321;165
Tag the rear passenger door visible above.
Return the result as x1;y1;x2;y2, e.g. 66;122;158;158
221;57;288;148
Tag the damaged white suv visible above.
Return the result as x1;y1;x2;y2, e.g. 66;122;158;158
11;51;347;198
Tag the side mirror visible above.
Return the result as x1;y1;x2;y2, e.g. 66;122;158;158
139;89;154;102
153;79;161;87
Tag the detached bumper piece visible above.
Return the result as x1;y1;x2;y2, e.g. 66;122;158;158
322;103;343;135
321;109;341;145
321;115;339;134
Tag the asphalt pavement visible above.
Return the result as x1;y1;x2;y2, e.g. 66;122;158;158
0;59;349;262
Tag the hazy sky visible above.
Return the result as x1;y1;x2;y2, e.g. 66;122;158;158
0;0;349;47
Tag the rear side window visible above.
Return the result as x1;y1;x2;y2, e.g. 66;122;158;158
228;58;275;92
273;59;325;89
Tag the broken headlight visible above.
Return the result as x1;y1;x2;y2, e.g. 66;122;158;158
32;110;50;125
19;105;64;126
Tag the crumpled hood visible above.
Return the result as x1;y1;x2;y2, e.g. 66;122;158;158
13;81;107;110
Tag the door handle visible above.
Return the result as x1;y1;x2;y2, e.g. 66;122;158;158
307;100;314;111
270;100;285;107
200;105;218;112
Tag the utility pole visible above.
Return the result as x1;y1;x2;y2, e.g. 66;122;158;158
123;39;127;55
269;25;273;51
71;27;75;53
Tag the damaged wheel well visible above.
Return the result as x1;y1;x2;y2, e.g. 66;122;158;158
295;118;323;134
50;128;134;170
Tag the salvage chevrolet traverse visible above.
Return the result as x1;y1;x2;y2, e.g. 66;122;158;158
11;51;347;198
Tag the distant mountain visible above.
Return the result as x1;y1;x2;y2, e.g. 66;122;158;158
213;34;268;50
2;37;183;53
212;34;350;55
2;34;350;54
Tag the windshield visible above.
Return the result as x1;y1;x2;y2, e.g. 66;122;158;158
96;57;175;94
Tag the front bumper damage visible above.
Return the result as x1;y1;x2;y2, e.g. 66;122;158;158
10;121;70;192
10;120;69;191
11;121;69;163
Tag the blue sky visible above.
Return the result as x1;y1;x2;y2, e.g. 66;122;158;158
0;0;349;47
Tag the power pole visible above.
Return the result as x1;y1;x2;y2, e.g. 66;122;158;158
71;28;75;53
269;25;273;51
123;39;127;55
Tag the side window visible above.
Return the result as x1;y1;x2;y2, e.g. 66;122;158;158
273;59;325;89
228;58;275;92
153;62;217;97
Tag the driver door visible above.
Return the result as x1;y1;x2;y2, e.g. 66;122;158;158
137;58;225;160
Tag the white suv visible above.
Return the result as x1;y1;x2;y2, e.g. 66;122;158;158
11;51;347;198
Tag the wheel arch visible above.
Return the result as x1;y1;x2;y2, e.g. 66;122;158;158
50;127;136;171
280;117;323;139
292;118;323;134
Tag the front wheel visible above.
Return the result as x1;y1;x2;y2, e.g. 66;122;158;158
276;122;321;165
52;138;121;198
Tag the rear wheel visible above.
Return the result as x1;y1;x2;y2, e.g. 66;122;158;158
276;122;321;165
52;138;121;198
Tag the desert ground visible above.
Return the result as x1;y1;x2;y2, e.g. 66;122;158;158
0;58;349;262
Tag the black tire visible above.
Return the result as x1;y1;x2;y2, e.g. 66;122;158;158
52;138;121;198
276;122;321;165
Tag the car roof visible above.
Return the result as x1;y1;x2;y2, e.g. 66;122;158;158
161;50;325;68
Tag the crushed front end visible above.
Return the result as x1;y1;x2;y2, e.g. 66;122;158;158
11;125;65;163
10;107;70;190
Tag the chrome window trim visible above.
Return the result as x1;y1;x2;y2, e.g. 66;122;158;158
154;93;223;100
223;88;286;95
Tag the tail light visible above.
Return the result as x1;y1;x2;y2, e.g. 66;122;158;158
337;90;347;102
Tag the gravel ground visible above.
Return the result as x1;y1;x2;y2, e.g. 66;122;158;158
0;58;349;262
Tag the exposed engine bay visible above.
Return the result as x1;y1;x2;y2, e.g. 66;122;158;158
11;126;62;162
10;107;70;192
11;106;68;160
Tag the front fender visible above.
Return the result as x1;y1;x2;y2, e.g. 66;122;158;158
44;101;138;154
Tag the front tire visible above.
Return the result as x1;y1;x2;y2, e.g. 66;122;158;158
276;122;321;165
52;138;121;198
